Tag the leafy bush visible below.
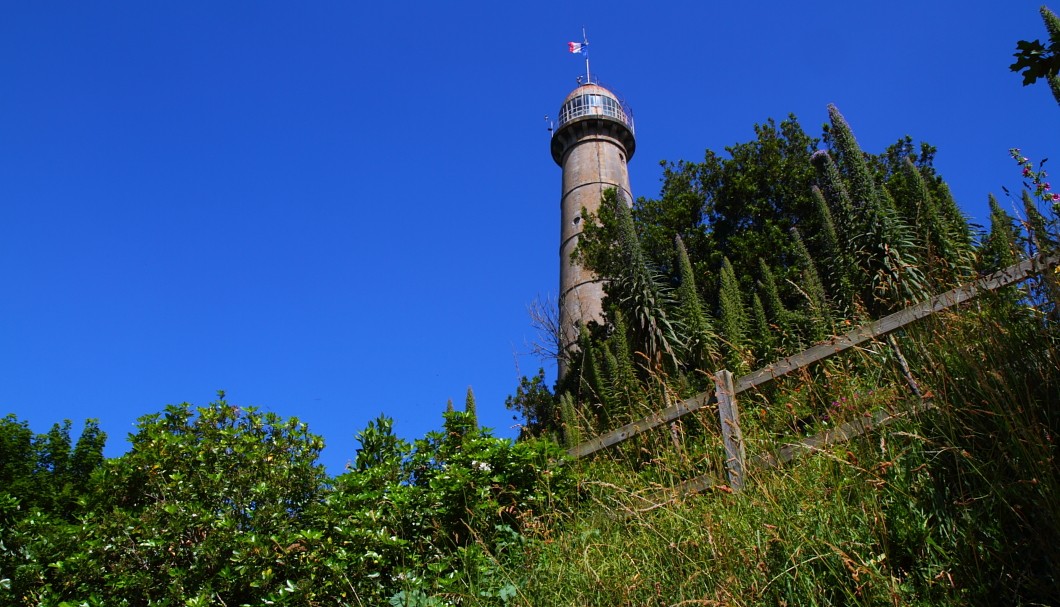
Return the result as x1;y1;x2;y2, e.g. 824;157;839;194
0;396;574;606
320;410;574;603
43;397;327;605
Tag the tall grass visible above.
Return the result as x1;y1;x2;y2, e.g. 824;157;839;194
898;295;1059;602
463;291;1059;606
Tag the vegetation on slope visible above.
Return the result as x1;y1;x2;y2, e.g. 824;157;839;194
493;298;1059;606
3;9;1060;604
5;106;1055;603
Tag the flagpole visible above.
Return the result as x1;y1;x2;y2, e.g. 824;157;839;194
582;28;590;83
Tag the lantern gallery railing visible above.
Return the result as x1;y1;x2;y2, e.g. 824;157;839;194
556;92;634;133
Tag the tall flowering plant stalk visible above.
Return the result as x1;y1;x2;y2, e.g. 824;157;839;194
1011;148;1060;206
1009;148;1060;248
1010;148;1060;316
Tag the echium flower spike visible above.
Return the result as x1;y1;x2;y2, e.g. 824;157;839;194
607;308;638;406
811;171;857;312
1040;0;1060;103
607;190;679;370
674;234;718;368
829;105;927;311
826;104;879;211
933;181;975;255
790;227;832;339
1043;5;1060;42
464;387;478;429
981;194;1018;271
577;324;607;411
902;156;962;280
810;150;856;234
757;257;787;330
811;185;841;253
717;256;748;372
751;292;773;363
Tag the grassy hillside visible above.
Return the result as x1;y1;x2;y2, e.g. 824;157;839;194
465;296;1059;606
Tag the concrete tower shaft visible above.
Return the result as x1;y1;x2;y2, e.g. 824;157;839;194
551;83;636;378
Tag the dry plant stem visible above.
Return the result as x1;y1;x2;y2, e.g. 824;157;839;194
527;294;562;362
887;334;922;398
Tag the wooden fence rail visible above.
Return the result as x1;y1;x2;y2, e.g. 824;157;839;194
644;400;937;506
568;251;1059;460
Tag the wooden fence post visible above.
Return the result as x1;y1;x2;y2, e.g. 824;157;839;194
715;369;745;491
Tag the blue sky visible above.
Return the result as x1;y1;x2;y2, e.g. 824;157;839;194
2;1;1057;475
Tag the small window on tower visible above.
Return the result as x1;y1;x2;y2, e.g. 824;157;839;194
573;216;581;226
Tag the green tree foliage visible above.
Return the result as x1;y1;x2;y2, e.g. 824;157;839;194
698;118;820;286
3;397;573;605
0;415;39;600
632;158;717;280
324;411;572;603
0;417;106;519
505;368;557;439
0;415;35;505
634;117;820;299
38;421;107;518
566;105;979;437
0;417;107;602
45;398;327;605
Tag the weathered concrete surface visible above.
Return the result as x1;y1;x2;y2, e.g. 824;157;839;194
551;84;635;379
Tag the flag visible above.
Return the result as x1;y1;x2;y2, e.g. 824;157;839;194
568;41;584;54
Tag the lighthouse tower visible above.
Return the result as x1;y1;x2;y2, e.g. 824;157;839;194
550;82;636;378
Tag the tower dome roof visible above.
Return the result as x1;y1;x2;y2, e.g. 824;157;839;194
560;83;617;104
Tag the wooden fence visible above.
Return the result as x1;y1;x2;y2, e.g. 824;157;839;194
568;251;1059;491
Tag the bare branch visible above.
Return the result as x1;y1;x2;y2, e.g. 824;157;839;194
526;294;564;364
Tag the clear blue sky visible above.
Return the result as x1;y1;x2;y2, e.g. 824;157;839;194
2;1;1056;475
